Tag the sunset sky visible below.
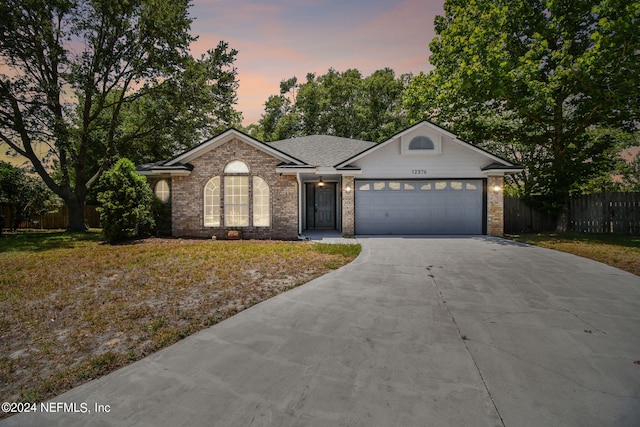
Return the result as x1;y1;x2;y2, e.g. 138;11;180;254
188;0;444;125
1;0;444;166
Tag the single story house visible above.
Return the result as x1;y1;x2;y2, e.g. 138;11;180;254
137;121;523;239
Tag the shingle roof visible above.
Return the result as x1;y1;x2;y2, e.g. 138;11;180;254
136;161;193;172
481;162;524;171
267;135;377;167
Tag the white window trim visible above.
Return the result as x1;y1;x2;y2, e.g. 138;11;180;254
253;176;270;227
204;176;221;227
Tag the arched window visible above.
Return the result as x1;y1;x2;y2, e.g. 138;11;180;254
253;176;270;227
409;136;435;150
204;177;221;226
154;179;170;203
204;160;271;228
224;160;249;173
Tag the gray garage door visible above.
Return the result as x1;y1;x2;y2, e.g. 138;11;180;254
355;180;484;235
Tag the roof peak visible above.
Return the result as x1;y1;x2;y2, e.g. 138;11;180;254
269;134;375;144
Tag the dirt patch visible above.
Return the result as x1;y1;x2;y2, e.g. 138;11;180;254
0;237;360;413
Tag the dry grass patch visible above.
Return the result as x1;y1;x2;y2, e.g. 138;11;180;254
508;233;640;276
0;232;360;411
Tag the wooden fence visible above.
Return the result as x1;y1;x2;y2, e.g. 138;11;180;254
505;193;640;235
570;193;640;234
504;196;557;234
1;205;100;230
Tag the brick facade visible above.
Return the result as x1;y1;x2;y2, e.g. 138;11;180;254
170;138;298;240
487;175;505;236
341;176;355;237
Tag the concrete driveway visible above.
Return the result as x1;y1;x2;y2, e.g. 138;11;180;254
4;237;640;426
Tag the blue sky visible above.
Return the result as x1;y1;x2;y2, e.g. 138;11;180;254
189;0;444;124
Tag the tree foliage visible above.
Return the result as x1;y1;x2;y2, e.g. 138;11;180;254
0;0;240;231
0;161;60;229
96;158;154;243
255;68;411;142
405;0;640;221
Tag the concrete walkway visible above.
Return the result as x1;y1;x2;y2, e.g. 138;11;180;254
4;237;640;426
300;230;361;245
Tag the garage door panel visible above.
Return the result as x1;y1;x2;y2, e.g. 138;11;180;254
355;179;483;235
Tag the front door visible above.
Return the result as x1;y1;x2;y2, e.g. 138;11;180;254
306;183;336;229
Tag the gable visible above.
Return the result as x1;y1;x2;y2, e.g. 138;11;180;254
166;128;303;166
337;121;521;178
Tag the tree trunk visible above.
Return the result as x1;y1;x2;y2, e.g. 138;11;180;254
66;197;88;232
555;204;569;233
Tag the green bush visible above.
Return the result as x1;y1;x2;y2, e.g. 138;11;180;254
96;159;154;243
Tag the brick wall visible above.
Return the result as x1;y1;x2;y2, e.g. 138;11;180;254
487;175;505;236
341;176;355;237
171;138;299;240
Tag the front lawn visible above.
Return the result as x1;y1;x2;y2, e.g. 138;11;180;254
0;232;360;412
507;233;640;276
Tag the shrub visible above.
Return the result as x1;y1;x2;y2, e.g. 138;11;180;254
96;159;154;243
0;161;61;230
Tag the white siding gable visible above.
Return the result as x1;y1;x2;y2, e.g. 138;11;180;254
353;129;496;179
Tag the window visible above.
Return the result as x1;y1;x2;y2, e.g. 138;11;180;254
402;134;441;155
204;177;221;226
358;183;371;191
403;183;415;190
224;176;249;226
253;176;270;227
155;180;170;202
204;160;270;228
373;182;386;190
388;182;401;190
224;160;249;173
409;136;435;150
451;181;463;190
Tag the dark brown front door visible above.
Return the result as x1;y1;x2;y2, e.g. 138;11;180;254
306;183;336;229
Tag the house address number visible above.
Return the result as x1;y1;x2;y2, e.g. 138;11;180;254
411;169;428;175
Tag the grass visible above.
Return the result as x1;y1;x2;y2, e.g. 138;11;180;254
0;229;103;252
0;231;361;412
507;233;640;276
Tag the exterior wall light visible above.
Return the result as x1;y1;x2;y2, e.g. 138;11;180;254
493;185;501;193
345;185;352;193
318;177;324;187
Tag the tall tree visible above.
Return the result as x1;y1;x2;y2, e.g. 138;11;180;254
405;0;640;227
114;42;241;163
359;69;412;142
0;0;240;231
257;68;410;142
